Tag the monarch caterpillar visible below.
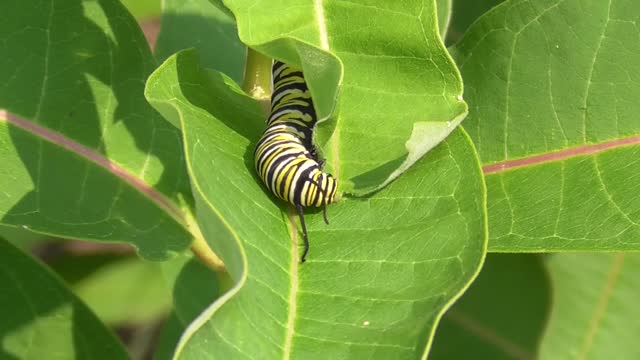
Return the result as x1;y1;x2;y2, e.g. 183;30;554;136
254;61;338;263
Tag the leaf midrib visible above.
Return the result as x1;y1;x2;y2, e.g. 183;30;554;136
578;253;625;358
0;111;189;233
282;3;332;357
483;136;640;175
283;207;300;359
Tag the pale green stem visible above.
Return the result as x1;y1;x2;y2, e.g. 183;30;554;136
183;197;225;272
190;228;226;273
242;47;272;110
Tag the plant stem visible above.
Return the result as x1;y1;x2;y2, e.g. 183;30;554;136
191;233;225;273
242;47;272;105
183;201;225;272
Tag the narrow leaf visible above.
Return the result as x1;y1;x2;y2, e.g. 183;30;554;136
0;237;128;360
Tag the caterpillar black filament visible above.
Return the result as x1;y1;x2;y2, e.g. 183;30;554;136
254;61;338;263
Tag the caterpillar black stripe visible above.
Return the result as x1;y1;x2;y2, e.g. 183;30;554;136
254;61;338;263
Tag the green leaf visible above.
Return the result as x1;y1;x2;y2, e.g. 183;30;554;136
452;0;640;251
154;255;229;360
431;254;551;360
49;252;131;285
172;260;229;324
0;0;193;259
155;0;246;83
225;0;468;194
539;253;640;359
436;0;453;38
154;312;187;360
159;253;228;324
445;0;504;45
120;0;162;20
145;49;486;360
0;237;128;360
120;0;162;19
71;257;172;325
0;224;51;250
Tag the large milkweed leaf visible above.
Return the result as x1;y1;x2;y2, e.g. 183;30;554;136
539;253;640;359
223;0;468;194
452;0;640;251
0;237;129;360
145;49;486;360
0;0;193;259
430;254;551;359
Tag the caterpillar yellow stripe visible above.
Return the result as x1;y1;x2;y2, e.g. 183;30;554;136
254;61;338;262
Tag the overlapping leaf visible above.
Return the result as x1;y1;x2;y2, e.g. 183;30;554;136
0;0;192;259
145;50;486;360
71;257;171;325
224;0;468;194
445;0;503;45
0;224;50;250
153;254;230;360
539;253;640;359
120;0;162;19
436;0;453;37
159;253;229;325
156;0;246;83
0;237;128;360
431;254;551;359
452;0;640;251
